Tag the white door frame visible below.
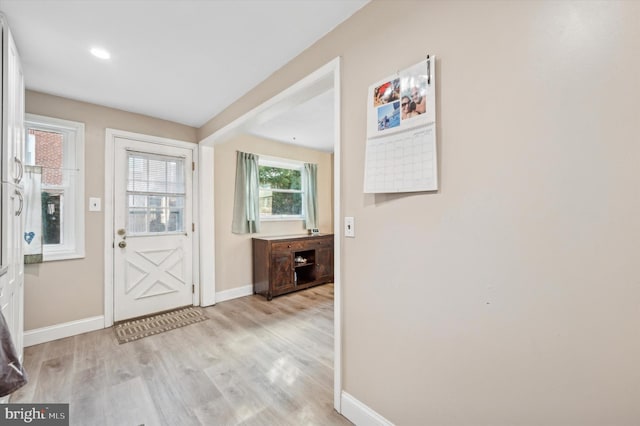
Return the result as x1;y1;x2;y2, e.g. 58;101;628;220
199;57;343;412
104;129;200;327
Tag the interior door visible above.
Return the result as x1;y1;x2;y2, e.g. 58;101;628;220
113;137;193;322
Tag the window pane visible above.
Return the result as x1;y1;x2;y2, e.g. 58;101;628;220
128;153;185;194
168;208;183;232
129;156;147;192
260;190;302;216
28;129;64;185
128;209;148;233
129;195;147;207
42;192;62;244
29;130;67;247
168;196;184;208
149;210;166;232
127;202;186;234
128;204;188;234
126;152;186;234
149;195;163;207
148;159;167;192
259;166;301;190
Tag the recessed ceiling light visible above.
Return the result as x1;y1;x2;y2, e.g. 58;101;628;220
90;47;111;60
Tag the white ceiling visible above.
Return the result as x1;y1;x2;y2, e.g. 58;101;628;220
247;88;335;152
0;0;367;149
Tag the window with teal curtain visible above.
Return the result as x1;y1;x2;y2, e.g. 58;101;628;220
303;163;318;229
232;151;261;234
258;159;303;219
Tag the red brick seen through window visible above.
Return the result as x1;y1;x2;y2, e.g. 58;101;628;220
29;129;63;185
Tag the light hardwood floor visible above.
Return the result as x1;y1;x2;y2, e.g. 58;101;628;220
11;284;351;426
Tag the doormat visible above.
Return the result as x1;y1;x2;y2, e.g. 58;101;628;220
114;306;208;344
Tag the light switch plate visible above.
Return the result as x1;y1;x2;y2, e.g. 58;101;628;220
89;197;101;212
344;216;355;237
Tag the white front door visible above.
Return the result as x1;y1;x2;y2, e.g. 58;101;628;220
113;137;193;322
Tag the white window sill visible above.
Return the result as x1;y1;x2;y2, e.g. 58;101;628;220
43;251;85;262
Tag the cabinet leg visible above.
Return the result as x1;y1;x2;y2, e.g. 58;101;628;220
267;293;273;301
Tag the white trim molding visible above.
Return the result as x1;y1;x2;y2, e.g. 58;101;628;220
331;57;343;412
215;285;253;303
199;144;216;306
341;391;395;426
24;316;104;347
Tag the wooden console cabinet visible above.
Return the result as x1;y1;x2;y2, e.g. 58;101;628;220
252;234;334;300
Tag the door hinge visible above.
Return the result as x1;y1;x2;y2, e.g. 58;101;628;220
192;161;195;171
192;223;195;232
192;284;195;293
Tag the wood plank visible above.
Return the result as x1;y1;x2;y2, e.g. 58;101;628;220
105;377;162;426
32;354;74;403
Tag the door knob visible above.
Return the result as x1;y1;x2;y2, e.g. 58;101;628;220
118;241;127;248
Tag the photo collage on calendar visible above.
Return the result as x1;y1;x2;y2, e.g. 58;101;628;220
371;60;430;134
373;78;400;131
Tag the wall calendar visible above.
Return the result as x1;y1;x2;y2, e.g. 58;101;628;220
364;57;437;193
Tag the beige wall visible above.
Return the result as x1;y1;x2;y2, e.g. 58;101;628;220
200;1;640;424
214;134;333;292
24;91;197;330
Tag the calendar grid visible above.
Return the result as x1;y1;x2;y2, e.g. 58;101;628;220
364;125;436;193
364;58;438;193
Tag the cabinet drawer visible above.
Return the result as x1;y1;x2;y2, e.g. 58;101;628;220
272;241;307;251
310;237;332;248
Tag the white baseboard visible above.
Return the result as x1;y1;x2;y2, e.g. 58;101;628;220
24;315;105;347
215;284;253;303
341;391;394;426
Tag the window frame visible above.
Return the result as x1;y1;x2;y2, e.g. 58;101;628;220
258;156;305;221
25;113;85;261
